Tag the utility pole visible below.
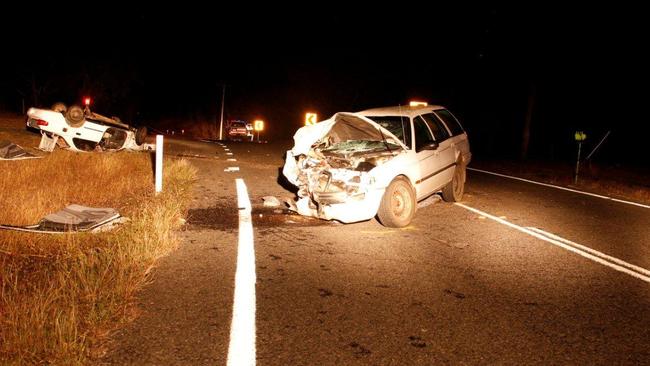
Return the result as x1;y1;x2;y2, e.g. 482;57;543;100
219;84;226;140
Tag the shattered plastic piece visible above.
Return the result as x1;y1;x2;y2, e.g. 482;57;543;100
38;133;58;152
417;194;441;208
0;140;41;160
262;196;282;207
0;205;124;233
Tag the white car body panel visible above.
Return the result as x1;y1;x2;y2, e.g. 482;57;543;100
283;105;471;225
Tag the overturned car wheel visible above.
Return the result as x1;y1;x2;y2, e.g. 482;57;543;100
377;176;416;228
52;102;67;113
135;126;148;145
64;105;85;128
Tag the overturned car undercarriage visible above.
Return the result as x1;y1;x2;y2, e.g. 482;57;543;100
283;113;406;223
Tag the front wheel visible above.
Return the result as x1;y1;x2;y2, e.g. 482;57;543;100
377;176;416;228
441;162;466;202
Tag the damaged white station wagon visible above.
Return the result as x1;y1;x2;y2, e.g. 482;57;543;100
283;104;471;227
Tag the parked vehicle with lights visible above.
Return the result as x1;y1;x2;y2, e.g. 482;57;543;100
226;120;254;141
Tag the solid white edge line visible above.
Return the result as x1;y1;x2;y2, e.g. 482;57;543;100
525;226;650;277
227;179;256;366
467;167;650;209
454;203;650;284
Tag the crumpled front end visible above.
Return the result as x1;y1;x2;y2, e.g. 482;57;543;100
283;113;405;223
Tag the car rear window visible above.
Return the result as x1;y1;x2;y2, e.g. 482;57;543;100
434;109;464;136
365;116;412;149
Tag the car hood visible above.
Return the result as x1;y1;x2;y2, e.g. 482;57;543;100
289;112;406;155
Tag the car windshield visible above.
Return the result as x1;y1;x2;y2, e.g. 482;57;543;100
364;116;412;149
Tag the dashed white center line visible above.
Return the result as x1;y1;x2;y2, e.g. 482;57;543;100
455;203;650;283
227;179;256;366
224;167;240;172
227;158;237;162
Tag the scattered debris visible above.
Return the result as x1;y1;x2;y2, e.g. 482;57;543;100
318;288;333;297
0;204;125;233
408;336;427;348
349;342;372;356
38;134;58;152
0;140;41;160
417;194;441;208
175;153;214;159
262;196;282;207
444;289;466;299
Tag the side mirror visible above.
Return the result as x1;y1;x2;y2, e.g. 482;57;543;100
417;141;439;152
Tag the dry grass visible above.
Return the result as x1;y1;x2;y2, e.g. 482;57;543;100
0;114;197;364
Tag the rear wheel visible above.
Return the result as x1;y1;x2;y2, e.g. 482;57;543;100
377;176;416;228
64;105;85;127
441;162;466;202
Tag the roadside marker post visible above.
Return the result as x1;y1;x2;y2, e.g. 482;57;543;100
155;135;163;194
574;131;587;184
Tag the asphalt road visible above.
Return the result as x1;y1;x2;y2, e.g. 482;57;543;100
104;138;650;365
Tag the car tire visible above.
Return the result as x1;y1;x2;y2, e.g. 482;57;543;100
441;161;466;202
377;176;416;228
52;102;67;113
64;105;85;128
135;126;148;145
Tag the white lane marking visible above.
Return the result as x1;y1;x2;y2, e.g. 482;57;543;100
467;167;650;209
526;227;650;277
454;203;650;283
228;179;256;366
226;152;234;156
224;167;240;172
224;148;231;151
227;158;237;162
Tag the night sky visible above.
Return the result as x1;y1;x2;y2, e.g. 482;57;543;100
1;4;646;163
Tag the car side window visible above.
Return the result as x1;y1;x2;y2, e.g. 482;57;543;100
413;116;435;152
434;109;464;136
421;113;450;141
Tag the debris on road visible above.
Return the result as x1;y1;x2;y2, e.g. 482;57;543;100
0;140;41;160
262;196;282;207
417;194;441;208
0;204;126;233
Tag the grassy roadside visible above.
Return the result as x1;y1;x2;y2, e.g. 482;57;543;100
0;115;197;364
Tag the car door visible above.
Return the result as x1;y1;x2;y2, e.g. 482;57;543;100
434;109;469;162
413;113;456;197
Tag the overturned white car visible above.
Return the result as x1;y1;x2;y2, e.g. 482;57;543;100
26;104;148;152
283;105;471;227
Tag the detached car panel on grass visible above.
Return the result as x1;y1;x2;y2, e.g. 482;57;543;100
283;105;471;227
26;104;148;152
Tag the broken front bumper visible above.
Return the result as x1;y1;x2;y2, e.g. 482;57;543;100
293;187;385;223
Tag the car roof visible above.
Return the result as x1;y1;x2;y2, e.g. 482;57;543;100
357;105;446;118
